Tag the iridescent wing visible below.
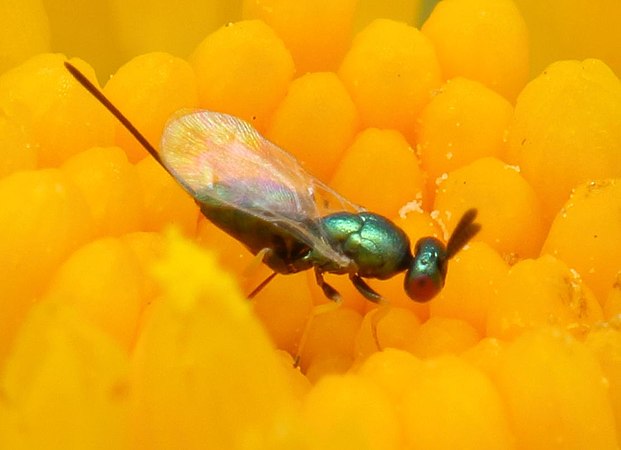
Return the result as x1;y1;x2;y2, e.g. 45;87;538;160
159;109;363;268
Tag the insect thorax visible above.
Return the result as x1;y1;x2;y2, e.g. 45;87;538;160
319;212;412;279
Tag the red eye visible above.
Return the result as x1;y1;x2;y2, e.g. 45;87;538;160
404;272;443;303
403;236;446;302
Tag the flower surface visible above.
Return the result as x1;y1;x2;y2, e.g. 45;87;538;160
0;1;620;449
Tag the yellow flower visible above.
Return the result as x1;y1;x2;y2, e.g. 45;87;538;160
1;0;620;449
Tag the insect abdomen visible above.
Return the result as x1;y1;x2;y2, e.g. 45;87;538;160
197;184;314;274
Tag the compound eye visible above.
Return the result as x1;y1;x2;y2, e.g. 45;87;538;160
403;237;447;303
404;272;443;302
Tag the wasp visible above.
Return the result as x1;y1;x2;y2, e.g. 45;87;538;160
65;62;480;304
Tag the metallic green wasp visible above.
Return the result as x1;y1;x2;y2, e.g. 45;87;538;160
65;61;480;303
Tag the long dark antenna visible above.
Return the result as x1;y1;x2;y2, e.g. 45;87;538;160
64;61;164;167
67;60;280;301
446;208;481;259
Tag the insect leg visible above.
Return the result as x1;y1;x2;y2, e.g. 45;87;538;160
314;267;342;301
247;271;278;299
349;274;383;303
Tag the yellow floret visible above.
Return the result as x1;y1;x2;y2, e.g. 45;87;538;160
507;59;621;225
103;52;199;163
430;241;509;335
191;20;295;132
605;275;621;319
406;317;480;359
338;18;442;143
495;327;618;449
356;348;424;403
542;179;621;302
0;169;93;361
0;54;115;166
303;373;401;450
251;272;314;356
267;72;359;182
355;307;421;360
0;302;130;450
421;0;529;101
120;231;166;304
3;2;621;448
461;337;507;379
584;326;621;434
0;113;37;177
132;232;304;449
135;156;199;235
415;77;513;202
435;156;544;259
300;306;363;381
242;0;358;73
61;146;144;237
486;255;603;340
275;349;312;401
330;128;425;217
400;355;514;449
44;237;146;351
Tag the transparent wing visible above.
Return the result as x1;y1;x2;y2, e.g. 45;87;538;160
159;109;363;267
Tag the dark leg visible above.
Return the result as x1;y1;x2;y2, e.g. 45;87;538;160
350;274;383;303
247;272;278;299
314;268;341;302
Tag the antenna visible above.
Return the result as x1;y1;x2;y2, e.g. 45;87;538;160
446;208;481;259
64;61;164;168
